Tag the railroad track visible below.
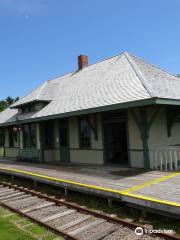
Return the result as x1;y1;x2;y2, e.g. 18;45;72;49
0;181;179;240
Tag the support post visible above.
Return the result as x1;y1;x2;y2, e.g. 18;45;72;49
11;175;14;184
64;188;69;198
140;209;148;220
107;198;113;208
38;122;44;163
140;108;150;170
131;106;162;170
18;129;20;161
33;180;37;189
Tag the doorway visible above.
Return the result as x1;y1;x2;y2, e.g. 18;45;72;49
104;121;128;165
59;119;70;162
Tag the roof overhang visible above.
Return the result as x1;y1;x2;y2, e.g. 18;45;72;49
10;100;51;109
1;97;180;127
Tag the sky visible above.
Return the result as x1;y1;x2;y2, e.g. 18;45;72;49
0;0;180;99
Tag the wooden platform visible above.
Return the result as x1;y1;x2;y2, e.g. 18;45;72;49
0;160;179;218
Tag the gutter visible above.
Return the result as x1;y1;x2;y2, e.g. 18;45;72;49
1;97;180;127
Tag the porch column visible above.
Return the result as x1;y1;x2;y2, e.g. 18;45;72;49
0;128;5;157
54;119;60;149
54;119;60;162
131;106;162;170
19;130;23;150
36;122;43;162
139;108;150;169
4;127;9;148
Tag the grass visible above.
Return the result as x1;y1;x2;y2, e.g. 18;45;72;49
0;206;64;240
147;214;180;235
0;208;36;240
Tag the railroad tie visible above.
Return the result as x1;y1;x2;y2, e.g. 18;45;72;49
5;196;39;206
57;215;92;231
0;192;25;201
11;196;38;203
68;219;106;236
0;188;14;194
86;224;119;240
1;194;30;203
41;209;76;223
0;187;10;191
120;232;141;240
21;202;55;213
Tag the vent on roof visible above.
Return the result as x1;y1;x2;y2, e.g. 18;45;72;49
78;55;88;70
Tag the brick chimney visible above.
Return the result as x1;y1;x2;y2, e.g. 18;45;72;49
78;55;88;70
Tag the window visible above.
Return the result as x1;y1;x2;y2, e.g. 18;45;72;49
0;130;4;147
59;119;69;148
21;104;35;114
23;124;37;148
79;117;91;148
9;127;18;147
60;127;68;147
30;124;37;148
43;121;54;149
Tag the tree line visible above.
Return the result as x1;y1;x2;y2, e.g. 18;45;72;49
0;96;19;112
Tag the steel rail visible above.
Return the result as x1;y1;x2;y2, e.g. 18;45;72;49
0;181;179;240
0;200;78;240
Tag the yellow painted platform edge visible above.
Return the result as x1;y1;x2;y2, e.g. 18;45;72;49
123;192;180;207
0;167;179;208
0;167;124;194
122;172;180;193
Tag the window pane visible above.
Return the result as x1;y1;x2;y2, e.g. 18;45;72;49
79;118;91;148
43;121;54;149
23;125;30;148
22;103;35;113
60;127;68;147
23;124;37;149
0;130;4;146
9;127;17;147
30;124;37;148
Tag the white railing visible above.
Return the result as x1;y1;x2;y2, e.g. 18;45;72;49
150;145;180;171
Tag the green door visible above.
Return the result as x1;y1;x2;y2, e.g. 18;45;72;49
59;119;70;162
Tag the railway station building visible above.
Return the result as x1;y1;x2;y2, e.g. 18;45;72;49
0;52;180;170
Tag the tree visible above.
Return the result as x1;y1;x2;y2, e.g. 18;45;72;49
0;96;19;112
0;101;6;112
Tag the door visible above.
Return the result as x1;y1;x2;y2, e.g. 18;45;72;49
104;122;128;164
59;119;70;162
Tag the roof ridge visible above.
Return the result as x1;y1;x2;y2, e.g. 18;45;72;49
47;53;125;83
35;81;48;100
130;53;179;79
124;52;154;98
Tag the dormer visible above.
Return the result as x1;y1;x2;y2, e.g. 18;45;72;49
16;101;49;115
9;80;57;113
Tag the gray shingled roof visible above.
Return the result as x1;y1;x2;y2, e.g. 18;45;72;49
0;52;180;126
11;80;61;107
